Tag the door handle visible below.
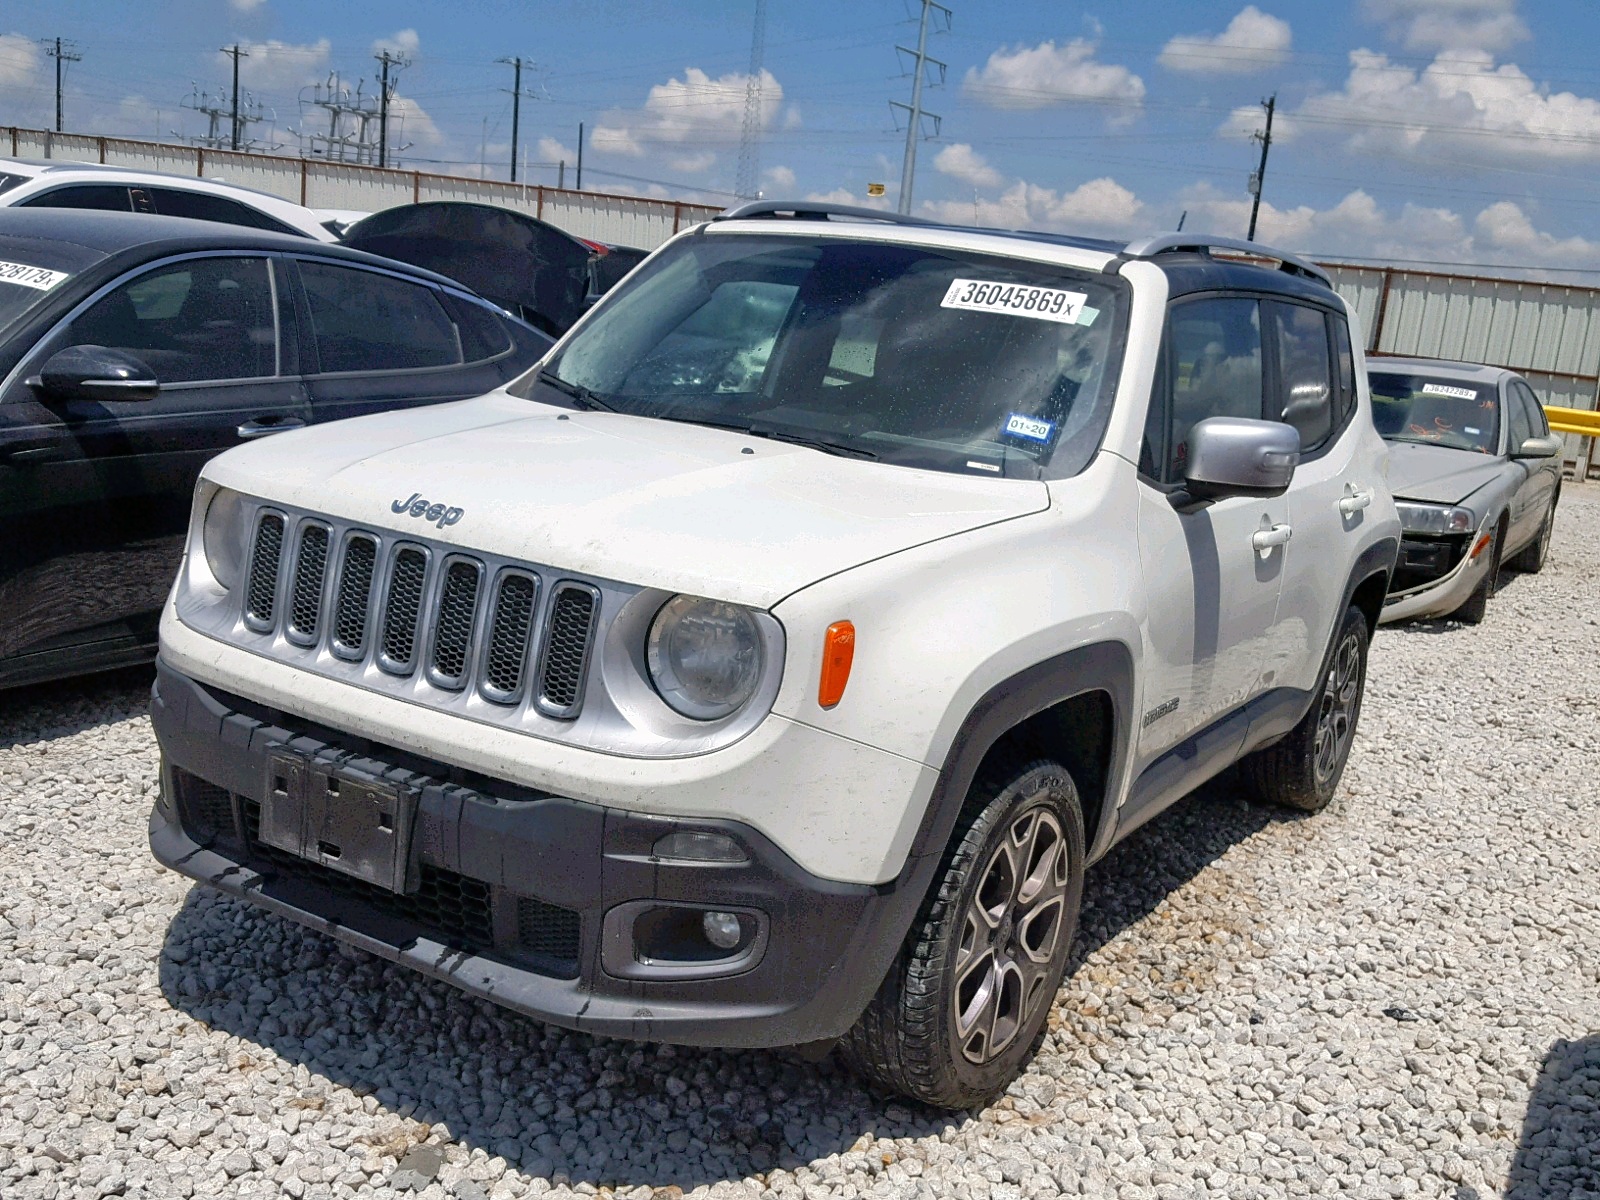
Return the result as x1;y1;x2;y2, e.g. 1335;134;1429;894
236;417;307;440
2;444;60;463
1339;487;1373;516
1252;524;1293;551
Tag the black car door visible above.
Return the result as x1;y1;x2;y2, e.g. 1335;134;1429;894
0;251;310;670
287;257;519;424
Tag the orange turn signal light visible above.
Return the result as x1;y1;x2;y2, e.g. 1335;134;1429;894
819;621;856;709
1470;533;1492;559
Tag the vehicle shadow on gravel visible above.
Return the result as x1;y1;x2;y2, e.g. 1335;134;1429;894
1507;1035;1600;1198
0;664;154;749
155;774;1289;1193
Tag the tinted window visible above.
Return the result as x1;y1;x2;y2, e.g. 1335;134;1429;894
442;292;513;362
1505;381;1536;450
0;172;29;196
1270;302;1333;451
1160;297;1263;481
147;187;300;236
299;261;462;373
1369;372;1499;454
1332;315;1357;423
1513;381;1548;437
20;185;132;212
55;256;276;384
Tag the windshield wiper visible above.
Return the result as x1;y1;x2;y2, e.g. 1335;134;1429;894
647;412;878;460
537;370;612;411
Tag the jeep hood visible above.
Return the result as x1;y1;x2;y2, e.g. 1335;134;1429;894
204;392;1049;608
1385;441;1507;506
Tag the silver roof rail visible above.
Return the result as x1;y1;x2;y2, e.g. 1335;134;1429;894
1121;233;1332;288
713;200;938;227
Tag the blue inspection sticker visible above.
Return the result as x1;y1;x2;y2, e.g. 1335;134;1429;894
1003;412;1054;442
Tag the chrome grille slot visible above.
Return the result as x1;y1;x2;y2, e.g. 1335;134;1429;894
536;582;600;718
480;571;539;703
428;557;483;689
378;546;429;673
285;523;330;644
244;512;285;631
331;534;378;659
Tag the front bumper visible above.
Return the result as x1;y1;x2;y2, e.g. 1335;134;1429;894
149;662;924;1049
1379;526;1493;623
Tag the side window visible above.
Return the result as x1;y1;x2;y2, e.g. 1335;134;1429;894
1161;297;1263;481
298;261;463;374
52;256;276;384
1331;314;1357;424
19;185;132;212
1504;382;1535;451
148;188;299;236
441;292;513;362
1269;301;1334;452
1514;381;1549;437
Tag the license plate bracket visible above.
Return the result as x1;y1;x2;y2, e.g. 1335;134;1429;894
260;748;419;893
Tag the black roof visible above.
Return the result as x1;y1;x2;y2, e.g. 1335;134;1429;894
0;207;464;290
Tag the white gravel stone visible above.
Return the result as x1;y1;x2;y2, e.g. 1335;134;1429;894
2;486;1598;1200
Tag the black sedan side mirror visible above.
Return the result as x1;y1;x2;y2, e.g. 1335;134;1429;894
1184;417;1301;502
26;345;161;403
1512;434;1562;460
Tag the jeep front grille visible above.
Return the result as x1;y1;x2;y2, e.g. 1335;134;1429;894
232;512;601;720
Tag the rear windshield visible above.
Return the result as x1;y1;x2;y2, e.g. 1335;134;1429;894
1369;372;1499;454
0;257;72;330
515;232;1128;479
0;172;28;197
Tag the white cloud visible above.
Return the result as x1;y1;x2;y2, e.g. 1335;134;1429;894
763;164;796;191
385;94;442;149
921;177;1146;237
805;187;890;210
0;33;40;88
1475;200;1600;262
933;143;1002;188
229;0;267;11
590;66;784;167
371;29;421;59
1159;6;1292;74
537;135;575;163
227;39;331;91
591;125;642;156
670;150;716;173
1270;48;1600;164
1362;0;1528;53
963;38;1144;118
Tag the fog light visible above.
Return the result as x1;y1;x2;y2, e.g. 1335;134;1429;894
653;830;747;864
703;910;743;950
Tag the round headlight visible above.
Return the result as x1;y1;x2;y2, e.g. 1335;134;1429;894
201;486;248;590
646;595;764;720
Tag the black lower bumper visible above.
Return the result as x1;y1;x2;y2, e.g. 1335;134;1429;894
148;661;920;1049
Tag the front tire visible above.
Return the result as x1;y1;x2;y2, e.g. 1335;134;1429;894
840;759;1085;1109
1452;518;1503;625
1509;492;1557;574
1240;605;1369;813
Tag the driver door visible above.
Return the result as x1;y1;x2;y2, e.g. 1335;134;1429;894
0;253;308;668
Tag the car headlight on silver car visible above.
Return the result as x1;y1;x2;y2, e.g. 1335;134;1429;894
646;595;765;720
201;485;249;590
1395;501;1476;536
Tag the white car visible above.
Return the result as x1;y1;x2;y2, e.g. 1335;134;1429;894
0;158;337;241
148;203;1400;1108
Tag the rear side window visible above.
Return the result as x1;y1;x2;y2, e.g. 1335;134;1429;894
1512;380;1548;438
1151;296;1263;482
52;255;277;383
298;261;463;374
1269;301;1334;452
19;185;132;212
1332;315;1357;424
441;292;513;362
147;188;301;236
1505;382;1536;450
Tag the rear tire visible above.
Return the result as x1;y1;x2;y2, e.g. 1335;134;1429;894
1239;605;1368;814
1509;492;1557;574
839;759;1085;1110
1453;518;1503;625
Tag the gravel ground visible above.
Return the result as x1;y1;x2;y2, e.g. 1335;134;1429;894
3;485;1599;1200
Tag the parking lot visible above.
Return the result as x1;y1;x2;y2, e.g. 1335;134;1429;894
0;484;1594;1200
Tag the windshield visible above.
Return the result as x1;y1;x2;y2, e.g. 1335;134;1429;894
512;232;1127;478
1369;372;1499;454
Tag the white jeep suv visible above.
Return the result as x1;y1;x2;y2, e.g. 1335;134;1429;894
149;203;1400;1108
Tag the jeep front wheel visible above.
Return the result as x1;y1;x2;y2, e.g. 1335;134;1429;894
840;759;1085;1109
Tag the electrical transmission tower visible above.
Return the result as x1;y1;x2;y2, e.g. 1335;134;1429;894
181;85;275;151
891;0;950;215
220;43;248;149
497;55;541;182
374;48;409;168
42;38;82;133
292;74;386;164
734;0;768;200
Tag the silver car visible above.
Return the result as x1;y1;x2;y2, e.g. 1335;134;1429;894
1372;358;1563;624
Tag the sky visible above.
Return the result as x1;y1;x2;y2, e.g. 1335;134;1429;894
6;0;1600;273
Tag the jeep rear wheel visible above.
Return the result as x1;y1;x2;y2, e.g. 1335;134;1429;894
840;760;1084;1110
1239;605;1369;814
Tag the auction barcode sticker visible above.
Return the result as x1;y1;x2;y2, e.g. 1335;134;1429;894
1421;382;1477;400
941;278;1090;325
0;261;68;291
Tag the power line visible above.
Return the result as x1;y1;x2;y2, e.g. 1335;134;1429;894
892;0;950;215
42;38;82;134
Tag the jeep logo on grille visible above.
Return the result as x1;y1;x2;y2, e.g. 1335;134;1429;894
391;493;464;529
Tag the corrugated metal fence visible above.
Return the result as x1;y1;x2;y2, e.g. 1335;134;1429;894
4;126;721;250
1323;262;1600;478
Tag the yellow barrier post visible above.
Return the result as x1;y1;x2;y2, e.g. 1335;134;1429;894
1543;405;1600;437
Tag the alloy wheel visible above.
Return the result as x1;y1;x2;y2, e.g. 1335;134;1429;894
1313;630;1362;787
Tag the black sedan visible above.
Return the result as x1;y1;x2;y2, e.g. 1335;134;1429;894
0;208;551;687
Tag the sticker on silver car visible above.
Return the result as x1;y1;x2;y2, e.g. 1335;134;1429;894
0;261;69;291
1421;383;1476;399
941;278;1091;325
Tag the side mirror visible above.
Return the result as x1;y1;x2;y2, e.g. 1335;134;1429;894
1185;417;1300;502
25;345;160;403
1513;434;1562;460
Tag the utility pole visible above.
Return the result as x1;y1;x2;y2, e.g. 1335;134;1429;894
221;44;248;150
576;122;584;190
735;0;768;199
1246;93;1276;242
497;55;534;182
43;38;82;133
891;1;950;215
374;48;408;168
